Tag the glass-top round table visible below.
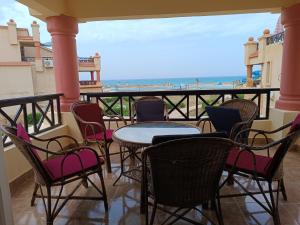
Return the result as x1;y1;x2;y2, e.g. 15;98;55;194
112;121;201;148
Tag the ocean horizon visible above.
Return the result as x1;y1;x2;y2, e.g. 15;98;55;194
101;75;246;92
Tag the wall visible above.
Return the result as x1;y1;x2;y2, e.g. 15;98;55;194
32;66;56;95
0;27;21;62
0;65;34;99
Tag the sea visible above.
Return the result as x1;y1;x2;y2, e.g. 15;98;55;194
101;75;245;92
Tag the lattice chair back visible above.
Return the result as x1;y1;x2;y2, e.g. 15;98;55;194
132;96;168;123
143;137;233;207
1;125;51;185
71;102;106;139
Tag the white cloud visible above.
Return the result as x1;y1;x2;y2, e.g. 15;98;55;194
0;0;50;42
0;1;279;44
78;13;280;43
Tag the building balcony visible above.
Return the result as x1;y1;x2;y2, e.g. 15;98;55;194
1;87;300;224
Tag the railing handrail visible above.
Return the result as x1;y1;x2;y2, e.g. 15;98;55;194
83;88;280;97
82;87;280;122
0;93;63;107
266;32;284;45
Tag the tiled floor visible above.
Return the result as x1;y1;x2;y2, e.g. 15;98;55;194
11;142;300;225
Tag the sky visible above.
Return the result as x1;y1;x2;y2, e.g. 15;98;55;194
0;0;280;80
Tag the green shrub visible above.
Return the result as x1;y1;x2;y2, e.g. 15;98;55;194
27;112;42;125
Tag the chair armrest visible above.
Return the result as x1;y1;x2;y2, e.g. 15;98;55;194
58;146;101;179
104;114;128;128
234;132;293;151
230;120;252;142
196;117;212;133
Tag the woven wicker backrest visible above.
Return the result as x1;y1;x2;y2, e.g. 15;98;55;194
132;96;167;122
144;137;233;207
71;101;106;139
1;125;51;185
220;99;258;122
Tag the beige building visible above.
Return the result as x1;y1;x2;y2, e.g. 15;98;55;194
244;16;284;99
0;19;102;100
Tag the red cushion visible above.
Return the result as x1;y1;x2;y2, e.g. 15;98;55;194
42;149;104;181
87;129;113;141
226;148;272;177
290;114;300;133
17;124;41;160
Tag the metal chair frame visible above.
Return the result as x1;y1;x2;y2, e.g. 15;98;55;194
219;122;300;225
71;101;127;173
1;125;108;225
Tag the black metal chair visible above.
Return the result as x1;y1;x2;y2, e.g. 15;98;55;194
141;137;234;225
220;114;300;225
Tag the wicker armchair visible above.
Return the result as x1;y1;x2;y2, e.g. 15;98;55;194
197;99;258;143
131;96;168;123
1;124;108;225
71;101;127;173
141;137;234;225
220;114;300;225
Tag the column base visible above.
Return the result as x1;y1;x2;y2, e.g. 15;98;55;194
275;96;300;111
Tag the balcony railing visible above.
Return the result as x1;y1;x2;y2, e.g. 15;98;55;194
21;57;95;64
0;93;63;147
80;80;97;86
266;32;284;45
78;57;94;63
82;88;279;121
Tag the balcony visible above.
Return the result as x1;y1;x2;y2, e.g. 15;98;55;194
2;87;300;224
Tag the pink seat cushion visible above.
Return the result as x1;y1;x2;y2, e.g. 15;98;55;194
17;124;41;160
43;149;104;181
86;129;113;142
290;114;300;133
226;148;272;177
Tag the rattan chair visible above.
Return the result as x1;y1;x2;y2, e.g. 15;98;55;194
131;96;168;123
141;137;234;225
1;124;108;225
71;101;126;173
220;114;300;225
197;99;258;143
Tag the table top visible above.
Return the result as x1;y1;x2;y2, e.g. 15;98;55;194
112;121;201;148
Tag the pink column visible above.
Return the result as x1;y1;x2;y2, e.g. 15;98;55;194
96;70;100;82
276;3;300;111
46;15;79;112
90;71;94;81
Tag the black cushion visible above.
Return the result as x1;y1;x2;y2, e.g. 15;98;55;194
205;106;242;136
152;132;228;145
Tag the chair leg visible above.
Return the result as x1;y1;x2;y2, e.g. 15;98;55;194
280;179;288;201
98;171;108;211
31;183;39;206
149;201;157;225
268;182;281;225
215;194;224;225
226;174;234;185
46;186;53;225
113;146;125;186
105;143;112;173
